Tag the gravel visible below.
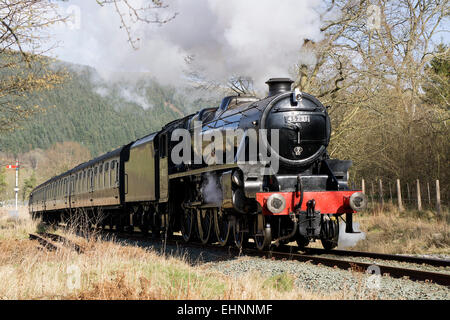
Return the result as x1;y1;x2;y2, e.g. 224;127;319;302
205;256;450;300
108;235;450;300
314;253;450;274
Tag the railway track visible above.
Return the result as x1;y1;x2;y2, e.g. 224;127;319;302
301;247;450;268
169;239;450;287
29;228;450;287
29;232;84;253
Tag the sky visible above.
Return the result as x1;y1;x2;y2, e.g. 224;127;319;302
50;0;324;90
49;0;449;93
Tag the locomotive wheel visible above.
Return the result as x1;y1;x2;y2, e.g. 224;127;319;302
214;208;231;246
320;217;339;251
254;217;272;251
180;208;195;243
232;216;248;250
197;208;213;245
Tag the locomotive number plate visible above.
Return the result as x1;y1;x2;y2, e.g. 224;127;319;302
284;115;310;123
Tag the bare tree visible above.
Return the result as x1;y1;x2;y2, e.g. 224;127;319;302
227;76;256;96
96;0;177;49
295;0;449;187
0;0;69;132
0;0;177;132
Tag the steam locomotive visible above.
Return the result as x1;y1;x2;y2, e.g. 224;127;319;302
29;78;367;250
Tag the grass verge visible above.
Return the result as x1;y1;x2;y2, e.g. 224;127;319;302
0;207;334;300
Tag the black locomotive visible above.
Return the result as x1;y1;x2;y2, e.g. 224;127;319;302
29;78;367;250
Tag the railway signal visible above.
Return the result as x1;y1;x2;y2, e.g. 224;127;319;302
5;160;19;211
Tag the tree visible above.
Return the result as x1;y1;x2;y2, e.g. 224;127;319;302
423;44;450;109
0;168;6;197
96;0;177;48
0;0;69;132
22;171;35;201
0;0;176;133
294;0;449;187
38;141;91;182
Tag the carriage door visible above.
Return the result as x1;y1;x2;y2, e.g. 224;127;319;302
69;175;74;208
64;178;68;206
159;134;169;202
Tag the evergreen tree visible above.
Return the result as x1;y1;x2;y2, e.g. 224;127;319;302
22;172;37;202
423;44;450;109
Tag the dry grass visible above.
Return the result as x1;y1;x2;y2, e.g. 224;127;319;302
0;207;337;300
352;204;449;255
1;205;446;300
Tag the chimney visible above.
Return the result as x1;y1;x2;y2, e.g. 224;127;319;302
265;78;294;97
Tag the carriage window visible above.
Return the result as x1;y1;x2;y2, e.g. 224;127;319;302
99;164;103;173
105;163;109;171
94;167;97;175
111;161;115;169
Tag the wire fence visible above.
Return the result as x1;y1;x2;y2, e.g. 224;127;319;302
350;179;447;215
1;180;446;216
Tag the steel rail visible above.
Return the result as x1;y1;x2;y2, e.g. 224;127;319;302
40;228;450;287
29;233;59;252
106;231;450;287
301;247;450;268
39;232;85;253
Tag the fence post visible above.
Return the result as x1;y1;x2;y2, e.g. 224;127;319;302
407;183;411;203
362;179;366;194
436;180;441;217
379;179;384;207
371;181;375;202
416;179;422;211
427;182;431;207
397;179;404;212
389;182;393;204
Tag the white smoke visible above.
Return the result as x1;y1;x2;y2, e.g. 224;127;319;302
50;0;324;93
201;173;223;205
338;222;366;249
118;86;153;109
93;78;154;110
